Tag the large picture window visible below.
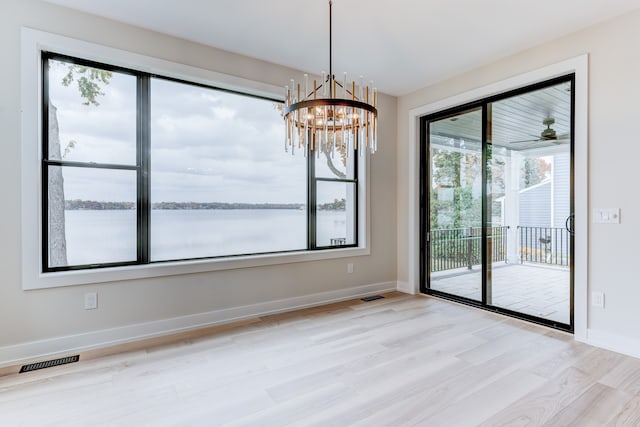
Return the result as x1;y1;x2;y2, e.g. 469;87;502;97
42;53;358;272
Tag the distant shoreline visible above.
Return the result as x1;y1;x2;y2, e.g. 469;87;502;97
64;200;304;210
64;199;346;211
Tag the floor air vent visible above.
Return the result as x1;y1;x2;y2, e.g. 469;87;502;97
361;295;384;302
19;355;80;373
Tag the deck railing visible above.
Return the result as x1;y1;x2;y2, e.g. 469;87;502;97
430;226;508;273
518;226;570;266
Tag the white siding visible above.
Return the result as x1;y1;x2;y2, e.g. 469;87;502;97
553;152;572;228
519;181;551;227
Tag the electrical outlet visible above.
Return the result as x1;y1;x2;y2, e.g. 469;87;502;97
347;263;354;274
591;291;604;308
84;292;98;310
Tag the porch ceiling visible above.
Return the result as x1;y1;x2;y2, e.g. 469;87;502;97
430;81;571;152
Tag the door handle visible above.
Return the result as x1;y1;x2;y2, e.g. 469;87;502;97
565;214;575;235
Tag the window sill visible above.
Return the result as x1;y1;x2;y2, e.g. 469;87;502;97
25;246;370;290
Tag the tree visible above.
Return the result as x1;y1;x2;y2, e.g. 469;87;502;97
487;145;506;198
323;150;347;179
48;61;111;267
431;148;482;229
433;149;461;189
520;157;551;188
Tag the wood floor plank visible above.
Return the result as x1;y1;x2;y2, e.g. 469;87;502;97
295;356;469;427
265;330;485;404
410;368;548;427
477;367;597;426
542;383;630;427
529;339;597;379
1;294;639;426
605;395;640;427
599;356;640;395
328;327;565;426
223;383;354;427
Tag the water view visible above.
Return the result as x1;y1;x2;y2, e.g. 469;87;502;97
63;209;349;266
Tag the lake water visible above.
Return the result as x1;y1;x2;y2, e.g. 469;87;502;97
63;209;350;266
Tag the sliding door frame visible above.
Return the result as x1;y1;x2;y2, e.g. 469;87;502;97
419;74;575;332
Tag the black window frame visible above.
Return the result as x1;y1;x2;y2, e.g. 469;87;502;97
308;147;359;249
419;74;575;332
41;52;359;273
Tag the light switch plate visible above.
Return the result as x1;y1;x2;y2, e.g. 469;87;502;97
593;208;621;224
591;291;605;308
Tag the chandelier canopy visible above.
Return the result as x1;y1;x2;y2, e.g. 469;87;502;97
283;0;378;157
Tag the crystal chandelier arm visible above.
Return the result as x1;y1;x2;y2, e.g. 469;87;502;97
284;98;377;116
334;80;360;101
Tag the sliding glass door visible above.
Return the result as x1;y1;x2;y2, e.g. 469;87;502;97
421;77;574;331
486;82;573;325
427;108;483;302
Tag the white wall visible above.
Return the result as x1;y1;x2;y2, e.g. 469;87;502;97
0;0;397;365
397;9;640;356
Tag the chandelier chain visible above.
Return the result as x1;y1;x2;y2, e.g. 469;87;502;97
282;0;378;157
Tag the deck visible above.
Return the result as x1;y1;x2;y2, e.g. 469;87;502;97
430;263;570;324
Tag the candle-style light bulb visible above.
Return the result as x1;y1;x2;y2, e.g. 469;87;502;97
331;117;336;157
291;114;296;155
284;85;289;151
372;115;378;153
323;106;329;152
303;107;309;151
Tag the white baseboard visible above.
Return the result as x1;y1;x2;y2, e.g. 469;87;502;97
396;281;416;295
0;281;396;368
582;328;640;360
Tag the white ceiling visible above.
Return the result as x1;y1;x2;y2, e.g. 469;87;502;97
45;0;640;96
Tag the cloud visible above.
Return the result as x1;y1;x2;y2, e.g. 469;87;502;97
59;167;136;202
51;59;307;203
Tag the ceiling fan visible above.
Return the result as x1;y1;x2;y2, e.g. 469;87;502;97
509;117;570;144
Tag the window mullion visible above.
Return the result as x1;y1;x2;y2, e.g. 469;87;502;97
41;54;50;272
354;150;359;247
138;75;151;264
308;140;316;249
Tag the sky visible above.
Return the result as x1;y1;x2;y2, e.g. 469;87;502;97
49;59;314;204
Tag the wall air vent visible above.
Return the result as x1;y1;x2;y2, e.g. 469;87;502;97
361;295;384;302
19;355;80;373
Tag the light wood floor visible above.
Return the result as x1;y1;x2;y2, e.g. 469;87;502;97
1;292;640;426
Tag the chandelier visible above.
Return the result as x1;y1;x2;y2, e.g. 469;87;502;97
283;0;378;157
